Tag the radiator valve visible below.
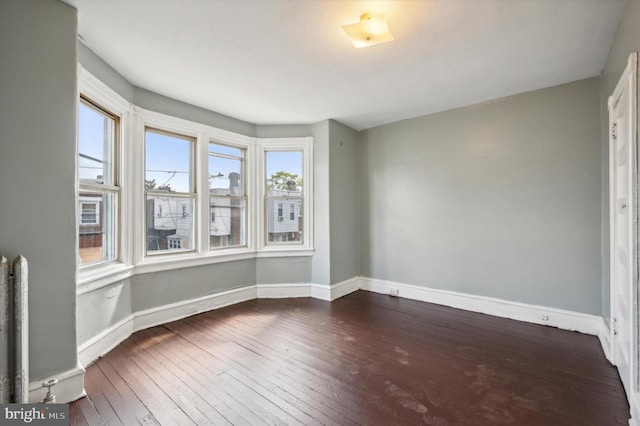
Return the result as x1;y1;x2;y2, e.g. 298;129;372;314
42;378;57;403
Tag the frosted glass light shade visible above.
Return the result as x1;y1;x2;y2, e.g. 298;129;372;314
341;13;394;48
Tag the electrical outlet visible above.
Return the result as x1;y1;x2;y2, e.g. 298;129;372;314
389;288;399;297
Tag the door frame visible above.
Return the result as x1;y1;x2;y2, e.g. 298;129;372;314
609;51;639;406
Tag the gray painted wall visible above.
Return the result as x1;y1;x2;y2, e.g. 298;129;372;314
78;42;134;102
134;88;256;137
77;280;132;344
131;260;256;312
329;121;360;284
256;125;312;138
598;0;640;322
0;0;78;379
256;258;312;284
360;78;603;314
311;121;331;285
78;41;256;137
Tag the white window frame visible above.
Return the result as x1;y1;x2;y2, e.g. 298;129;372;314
209;141;248;251
77;66;133;288
257;137;314;256
143;127;197;256
133;108;258;274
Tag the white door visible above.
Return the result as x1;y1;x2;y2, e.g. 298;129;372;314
610;52;638;398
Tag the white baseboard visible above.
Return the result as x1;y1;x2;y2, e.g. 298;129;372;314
77;279;363;370
28;362;85;404
78;285;257;369
330;276;361;300
361;277;602;336
257;283;313;299
310;283;332;300
598;317;612;362
133;285;257;332
78;316;134;367
256;277;361;301
79;276;606;371
631;391;640;426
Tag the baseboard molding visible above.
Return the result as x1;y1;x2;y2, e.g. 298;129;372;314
79;276;606;370
256;277;361;301
78;278;363;369
78;316;134;367
631;391;640;426
361;277;602;336
133;285;257;332
28;362;85;404
598;317;612;362
78;285;257;369
257;283;314;299
330;276;361;300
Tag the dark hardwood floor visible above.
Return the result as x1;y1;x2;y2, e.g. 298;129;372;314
70;290;630;425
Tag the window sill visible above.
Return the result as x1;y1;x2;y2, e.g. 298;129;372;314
134;248;256;275
78;263;134;295
134;247;315;274
256;248;315;258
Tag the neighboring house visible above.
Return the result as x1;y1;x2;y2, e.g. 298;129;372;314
146;173;245;250
266;188;302;243
145;184;301;249
209;187;243;247
146;196;193;250
78;192;102;249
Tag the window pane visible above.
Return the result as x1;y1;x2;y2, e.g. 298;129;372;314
209;143;242;158
78;100;115;185
209;145;244;196
266;151;303;244
266;151;303;192
267;197;303;243
146;195;194;253
79;191;116;265
145;130;193;193
210;196;246;248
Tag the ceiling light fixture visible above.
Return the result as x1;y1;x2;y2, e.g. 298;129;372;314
341;13;394;48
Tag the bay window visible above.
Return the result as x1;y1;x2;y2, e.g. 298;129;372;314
78;68;314;288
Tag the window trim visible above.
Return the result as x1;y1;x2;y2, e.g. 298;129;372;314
257;137;314;253
133;107;259;269
77;66;131;282
208;141;249;251
144;127;197;256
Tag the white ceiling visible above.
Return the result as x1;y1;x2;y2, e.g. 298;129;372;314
66;0;625;130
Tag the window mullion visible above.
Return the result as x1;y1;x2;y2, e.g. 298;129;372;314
131;109;145;266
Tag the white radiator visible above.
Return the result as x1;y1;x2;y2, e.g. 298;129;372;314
0;255;29;403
